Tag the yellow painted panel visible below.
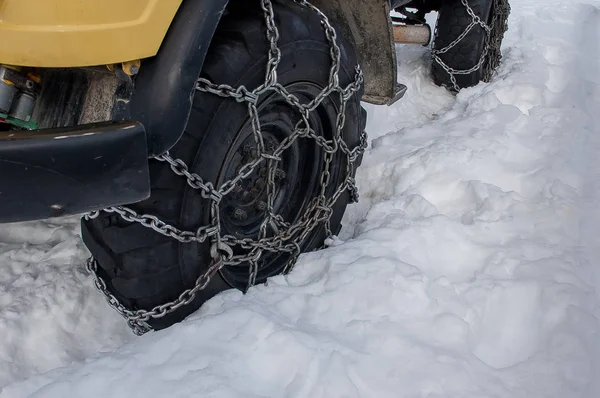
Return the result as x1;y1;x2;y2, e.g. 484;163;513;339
0;0;183;67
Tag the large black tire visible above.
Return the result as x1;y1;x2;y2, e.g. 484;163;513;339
81;1;366;330
432;0;509;90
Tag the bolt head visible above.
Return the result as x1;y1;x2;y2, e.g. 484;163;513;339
275;169;286;180
233;208;248;221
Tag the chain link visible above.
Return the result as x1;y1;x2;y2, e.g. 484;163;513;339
432;0;511;92
84;0;365;335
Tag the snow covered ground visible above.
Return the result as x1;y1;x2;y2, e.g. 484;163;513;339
1;0;600;396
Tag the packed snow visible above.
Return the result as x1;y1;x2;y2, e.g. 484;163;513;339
1;0;599;396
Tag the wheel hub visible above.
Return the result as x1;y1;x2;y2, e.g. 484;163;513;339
223;135;287;229
217;82;340;289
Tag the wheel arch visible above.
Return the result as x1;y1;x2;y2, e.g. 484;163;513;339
133;0;402;155
129;0;229;156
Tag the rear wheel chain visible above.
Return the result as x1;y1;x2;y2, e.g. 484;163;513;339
432;0;511;92
83;0;366;336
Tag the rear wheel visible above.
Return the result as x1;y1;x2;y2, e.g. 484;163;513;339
81;0;366;331
431;0;510;91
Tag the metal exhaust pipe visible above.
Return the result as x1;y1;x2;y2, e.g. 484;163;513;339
393;24;431;45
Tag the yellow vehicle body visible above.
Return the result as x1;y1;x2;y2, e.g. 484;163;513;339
0;0;182;67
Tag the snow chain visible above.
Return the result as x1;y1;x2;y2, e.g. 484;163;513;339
432;0;511;92
84;0;366;336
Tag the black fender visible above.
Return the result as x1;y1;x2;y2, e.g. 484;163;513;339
0;121;150;223
129;0;229;156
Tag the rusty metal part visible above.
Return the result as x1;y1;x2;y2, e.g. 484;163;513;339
311;0;398;105
0;65;41;116
393;24;431;45
0;65;38;94
78;72;122;125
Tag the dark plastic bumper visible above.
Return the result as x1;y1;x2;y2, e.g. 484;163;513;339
0;121;150;223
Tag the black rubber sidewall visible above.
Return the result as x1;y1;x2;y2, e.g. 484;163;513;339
182;41;358;289
432;0;495;90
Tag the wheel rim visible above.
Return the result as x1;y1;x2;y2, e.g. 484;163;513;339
217;82;340;289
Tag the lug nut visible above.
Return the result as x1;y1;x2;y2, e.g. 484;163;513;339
275;169;286;180
234;208;248;221
256;201;267;211
232;185;243;199
248;188;259;199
